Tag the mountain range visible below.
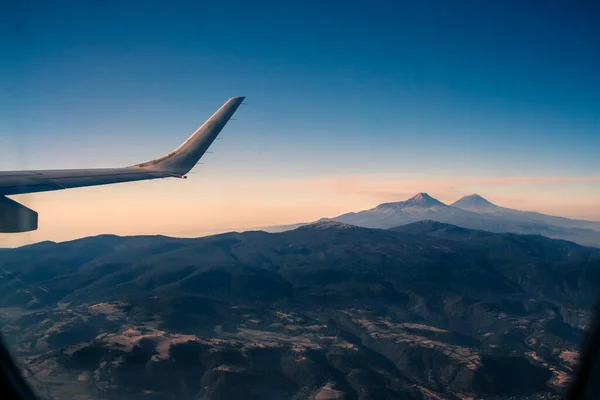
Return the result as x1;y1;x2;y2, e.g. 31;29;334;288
2;221;600;399
268;193;600;247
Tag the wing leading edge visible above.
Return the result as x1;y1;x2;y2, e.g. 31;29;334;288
0;96;245;197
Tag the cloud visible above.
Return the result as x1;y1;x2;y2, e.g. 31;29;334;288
284;173;600;209
457;175;600;185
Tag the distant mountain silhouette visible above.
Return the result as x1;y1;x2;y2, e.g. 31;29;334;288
452;194;600;231
451;193;499;211
331;192;470;229
267;193;600;247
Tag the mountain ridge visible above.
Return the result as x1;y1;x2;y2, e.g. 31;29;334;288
452;194;499;210
452;194;600;230
2;221;599;399
266;193;600;247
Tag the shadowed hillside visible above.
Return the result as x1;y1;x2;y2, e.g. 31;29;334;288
1;222;599;399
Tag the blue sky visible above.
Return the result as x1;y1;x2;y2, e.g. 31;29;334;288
1;1;599;245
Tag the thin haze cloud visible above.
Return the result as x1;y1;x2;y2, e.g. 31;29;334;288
290;174;600;194
1;173;599;248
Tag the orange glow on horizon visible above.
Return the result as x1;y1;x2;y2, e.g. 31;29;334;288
1;173;599;247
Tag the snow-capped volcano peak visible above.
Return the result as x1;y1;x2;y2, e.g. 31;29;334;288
375;193;447;210
452;194;499;211
404;192;446;207
410;192;435;202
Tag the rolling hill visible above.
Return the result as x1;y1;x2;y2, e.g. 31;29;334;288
1;222;600;399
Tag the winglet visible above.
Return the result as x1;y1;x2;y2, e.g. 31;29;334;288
130;96;245;175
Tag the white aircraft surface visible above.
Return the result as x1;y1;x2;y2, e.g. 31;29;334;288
0;96;245;233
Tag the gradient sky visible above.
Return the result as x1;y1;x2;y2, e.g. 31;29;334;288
1;1;599;247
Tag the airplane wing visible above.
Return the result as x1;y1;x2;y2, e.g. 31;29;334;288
0;96;245;232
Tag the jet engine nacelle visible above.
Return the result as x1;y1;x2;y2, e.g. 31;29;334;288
0;196;38;233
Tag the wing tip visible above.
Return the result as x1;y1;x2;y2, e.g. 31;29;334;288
129;96;245;174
